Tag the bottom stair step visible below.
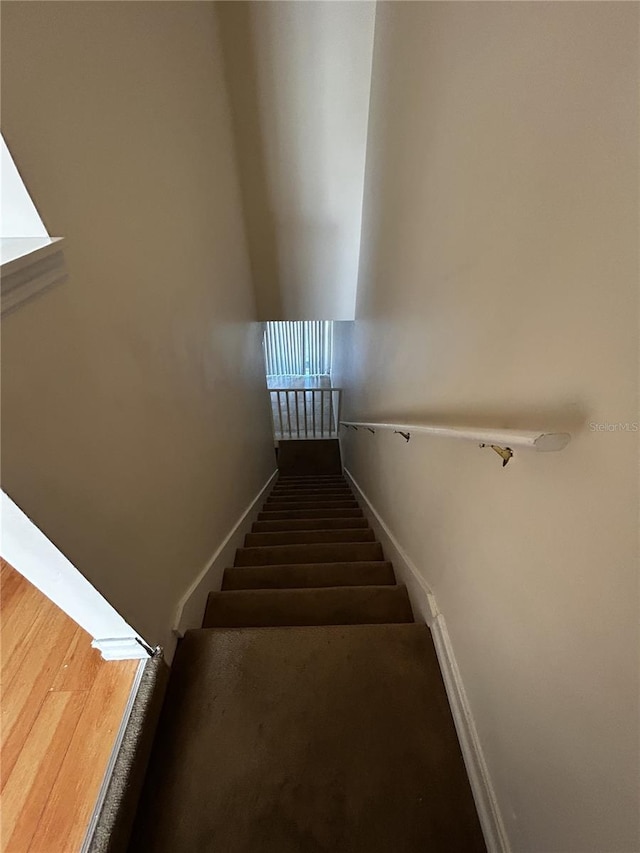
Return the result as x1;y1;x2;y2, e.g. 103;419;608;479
131;624;486;852
203;585;414;627
222;561;396;590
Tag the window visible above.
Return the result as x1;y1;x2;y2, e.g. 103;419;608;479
264;321;333;385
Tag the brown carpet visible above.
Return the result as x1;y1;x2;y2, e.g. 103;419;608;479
276;439;343;475
129;450;486;852
88;656;168;853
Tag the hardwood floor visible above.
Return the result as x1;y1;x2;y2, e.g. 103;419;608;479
0;560;140;852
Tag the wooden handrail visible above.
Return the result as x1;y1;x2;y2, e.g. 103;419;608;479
339;420;570;465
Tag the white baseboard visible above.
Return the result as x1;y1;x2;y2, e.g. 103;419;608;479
343;469;436;625
345;468;511;853
429;611;511;853
172;470;278;637
91;637;148;660
2;491;146;656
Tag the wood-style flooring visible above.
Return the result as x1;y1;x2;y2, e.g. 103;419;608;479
1;560;139;852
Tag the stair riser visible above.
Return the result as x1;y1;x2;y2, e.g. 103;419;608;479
234;542;384;566
222;562;396;590
267;494;354;503
245;530;375;547
273;482;350;488
274;479;348;485
275;478;346;483
274;475;347;486
269;494;353;502
203;585;413;628
275;484;346;490
276;476;348;482
263;500;359;512
277;479;346;485
252;518;368;532
277;476;346;482
267;499;355;507
266;492;355;503
257;509;364;521
271;488;353;496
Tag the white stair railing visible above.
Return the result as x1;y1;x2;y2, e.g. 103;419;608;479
339;419;570;466
270;388;342;441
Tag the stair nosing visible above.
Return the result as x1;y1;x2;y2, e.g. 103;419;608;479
265;500;358;505
247;528;372;534
258;509;363;513
244;533;375;545
209;584;405;598
267;495;354;500
234;541;384;566
225;560;394;570
252;521;369;531
239;541;382;551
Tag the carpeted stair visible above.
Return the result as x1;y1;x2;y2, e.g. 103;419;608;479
130;445;486;852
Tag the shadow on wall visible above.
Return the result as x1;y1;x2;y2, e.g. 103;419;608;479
215;3;374;322
348;402;589;435
216;3;283;319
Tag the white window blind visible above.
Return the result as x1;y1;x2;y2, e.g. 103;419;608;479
264;321;333;377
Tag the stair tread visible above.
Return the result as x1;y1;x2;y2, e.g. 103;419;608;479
278;474;346;479
222;561;396;590
235;541;384;566
275;482;347;488
266;499;355;506
257;508;363;520
262;498;359;512
267;494;355;503
245;529;374;547
276;479;347;485
272;483;351;489
203;585;414;628
273;480;348;485
273;480;349;485
131;624;485;852
270;490;353;497
252;518;368;532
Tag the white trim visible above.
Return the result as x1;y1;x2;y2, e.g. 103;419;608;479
80;659;146;853
429;612;511;853
1;491;148;659
1;237;67;316
344;469;435;625
345;469;511;853
90;638;148;661
1;236;61;266
172;470;278;636
341;421;570;452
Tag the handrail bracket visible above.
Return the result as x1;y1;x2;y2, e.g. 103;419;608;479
479;443;513;467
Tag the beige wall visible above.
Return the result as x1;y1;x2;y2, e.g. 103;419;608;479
217;1;375;321
337;3;639;851
1;2;275;654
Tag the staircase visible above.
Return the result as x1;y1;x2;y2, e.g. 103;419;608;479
130;443;486;852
